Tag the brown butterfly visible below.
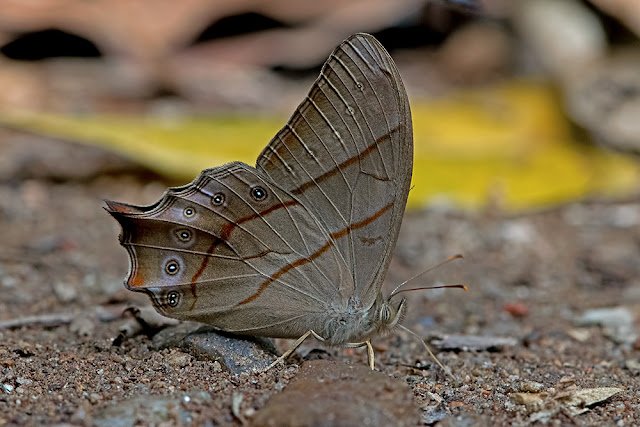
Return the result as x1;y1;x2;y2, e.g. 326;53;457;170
106;33;413;370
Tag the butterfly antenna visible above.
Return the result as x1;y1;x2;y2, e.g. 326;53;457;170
399;324;452;378
389;254;464;298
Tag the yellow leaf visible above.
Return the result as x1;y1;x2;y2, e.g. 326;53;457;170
0;80;637;213
408;80;639;211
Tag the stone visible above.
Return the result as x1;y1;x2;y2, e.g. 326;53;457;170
577;306;636;344
93;394;198;427
152;324;276;374
251;360;420;427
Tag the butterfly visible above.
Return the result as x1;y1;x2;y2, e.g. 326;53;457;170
106;33;413;370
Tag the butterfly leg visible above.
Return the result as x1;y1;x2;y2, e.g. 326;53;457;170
344;341;375;370
263;330;326;372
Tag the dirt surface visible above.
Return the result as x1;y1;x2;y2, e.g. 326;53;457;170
1;1;639;425
0;136;638;426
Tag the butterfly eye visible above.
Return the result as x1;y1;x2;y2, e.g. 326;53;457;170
380;305;391;323
251;186;267;201
176;229;192;242
183;207;195;218
212;193;225;206
165;260;180;275
167;291;180;307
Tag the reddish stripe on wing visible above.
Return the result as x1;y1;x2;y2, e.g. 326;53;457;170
240;199;300;222
236;240;333;306
189;200;300;285
330;201;392;240
236;201;393;306
291;125;398;195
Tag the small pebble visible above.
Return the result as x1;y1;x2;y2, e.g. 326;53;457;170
519;380;544;393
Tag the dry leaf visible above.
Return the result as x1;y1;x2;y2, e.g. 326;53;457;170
0;0;428;67
558;387;623;415
511;392;546;411
0;81;638;213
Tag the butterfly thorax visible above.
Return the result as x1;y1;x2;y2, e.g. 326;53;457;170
319;294;406;346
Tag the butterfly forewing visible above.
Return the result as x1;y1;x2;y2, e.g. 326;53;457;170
256;33;413;307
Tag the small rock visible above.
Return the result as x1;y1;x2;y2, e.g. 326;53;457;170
625;359;640;371
69;316;95;337
578;307;633;326
151;322;201;348
52;281;77;302
165;349;191;367
577;307;636;344
251;360;421;427
435;412;492;426
117;306;181;340
153;325;276;374
94;394;194;427
422;403;448;425
422;392;447;424
519;380;544;393
566;328;590;342
503;302;529;318
15;377;31;387
449;401;465;409
527;409;555;424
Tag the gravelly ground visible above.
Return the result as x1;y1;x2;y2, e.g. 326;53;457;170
0;137;639;426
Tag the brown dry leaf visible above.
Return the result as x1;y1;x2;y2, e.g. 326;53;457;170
565;51;640;154
511;393;546;411
557;387;623;416
0;0;427;66
0;60;45;110
588;0;640;37
0;0;222;61
0;0;431;105
513;378;623;418
176;0;426;69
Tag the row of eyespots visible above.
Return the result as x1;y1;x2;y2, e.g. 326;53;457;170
182;185;269;218
162;185;270;284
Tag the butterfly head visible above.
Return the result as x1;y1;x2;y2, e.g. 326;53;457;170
374;294;407;335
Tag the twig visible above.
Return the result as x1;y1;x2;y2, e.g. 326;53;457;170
0;313;76;330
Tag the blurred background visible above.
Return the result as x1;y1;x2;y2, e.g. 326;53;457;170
0;0;638;212
1;2;640;424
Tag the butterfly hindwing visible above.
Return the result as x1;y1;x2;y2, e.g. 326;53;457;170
107;162;352;338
